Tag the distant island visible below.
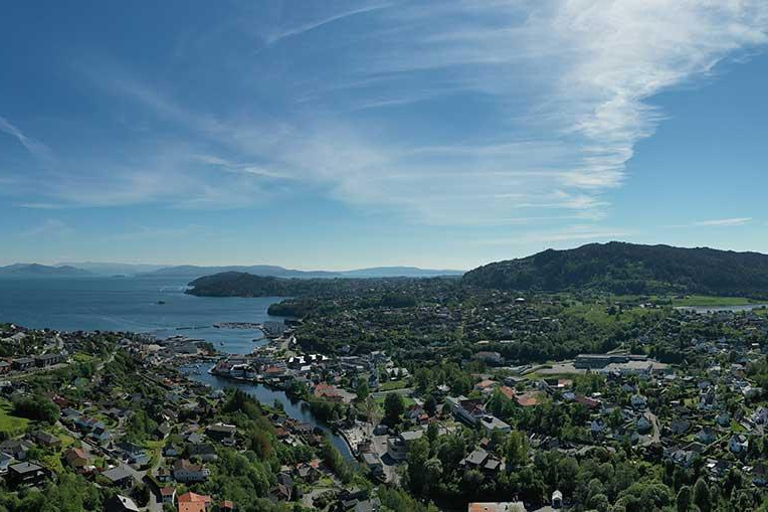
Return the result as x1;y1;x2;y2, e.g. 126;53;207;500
146;264;464;280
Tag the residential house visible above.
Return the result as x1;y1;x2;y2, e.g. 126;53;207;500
34;353;65;367
11;358;35;371
447;396;486;425
475;379;497;394
361;452;385;479
313;383;356;404
102;466;135;488
117;442;150;466
163;443;181;457
177;492;213;512
696;427;717;445
461;448;489;470
188;443;218;461
0;439;32;460
34;431;61;448
669;419;691;436
0;452;12;474
174;459;210;483
479;415;512;435
716;411;731;427
730;435;749;454
105;495;141;512
515;393;540;407
387;430;424;461
160;487;177;506
630;395;647;410
7;462;49;488
206;422;237;444
64;447;90;471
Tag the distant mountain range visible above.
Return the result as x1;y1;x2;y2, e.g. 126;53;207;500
463;241;768;297
0;262;464;279
146;265;465;279
0;263;92;277
58;262;166;276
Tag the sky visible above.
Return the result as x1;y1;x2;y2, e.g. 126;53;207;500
1;1;768;271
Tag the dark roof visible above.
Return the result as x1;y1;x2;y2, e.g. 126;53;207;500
102;466;134;483
9;462;44;474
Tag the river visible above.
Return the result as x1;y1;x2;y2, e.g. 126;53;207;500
182;363;355;460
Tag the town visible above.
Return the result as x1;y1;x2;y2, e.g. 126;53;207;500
2;293;768;512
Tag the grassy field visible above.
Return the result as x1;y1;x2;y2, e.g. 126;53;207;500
670;295;762;307
566;303;659;327
0;399;30;435
379;379;409;391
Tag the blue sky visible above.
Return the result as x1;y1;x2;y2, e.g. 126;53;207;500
2;1;768;270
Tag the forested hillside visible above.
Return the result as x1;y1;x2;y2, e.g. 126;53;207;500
463;242;768;297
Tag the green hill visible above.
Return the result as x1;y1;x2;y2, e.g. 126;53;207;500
463;242;768;297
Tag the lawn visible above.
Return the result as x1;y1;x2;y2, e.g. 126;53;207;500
72;352;97;363
566;303;658;327
0;399;30;435
379;380;409;391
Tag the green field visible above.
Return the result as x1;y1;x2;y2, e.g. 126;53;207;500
670;295;762;307
0;399;30;435
379;379;409;391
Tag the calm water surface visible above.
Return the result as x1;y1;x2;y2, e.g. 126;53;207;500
0;276;284;354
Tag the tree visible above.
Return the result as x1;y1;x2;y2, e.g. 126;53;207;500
505;430;529;467
356;381;370;401
676;485;691;512
693;478;711;512
424;394;437;417
385;393;405;425
407;437;430;496
588;493;610;512
426;422;439;446
12;394;59;424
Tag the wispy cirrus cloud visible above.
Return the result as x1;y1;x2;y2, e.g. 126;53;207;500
667;217;754;228
695;217;753;227
10;0;768;230
0;115;53;161
477;224;635;246
262;3;392;46
19;219;73;239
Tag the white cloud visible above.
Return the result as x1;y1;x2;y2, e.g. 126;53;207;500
666;217;753;228
0;115;53;161
477;224;635;245
694;217;753;227
19;219;73;239
35;1;768;226
263;3;392;46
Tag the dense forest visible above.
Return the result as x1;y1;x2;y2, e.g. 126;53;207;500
463;242;768;297
186;271;452;300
